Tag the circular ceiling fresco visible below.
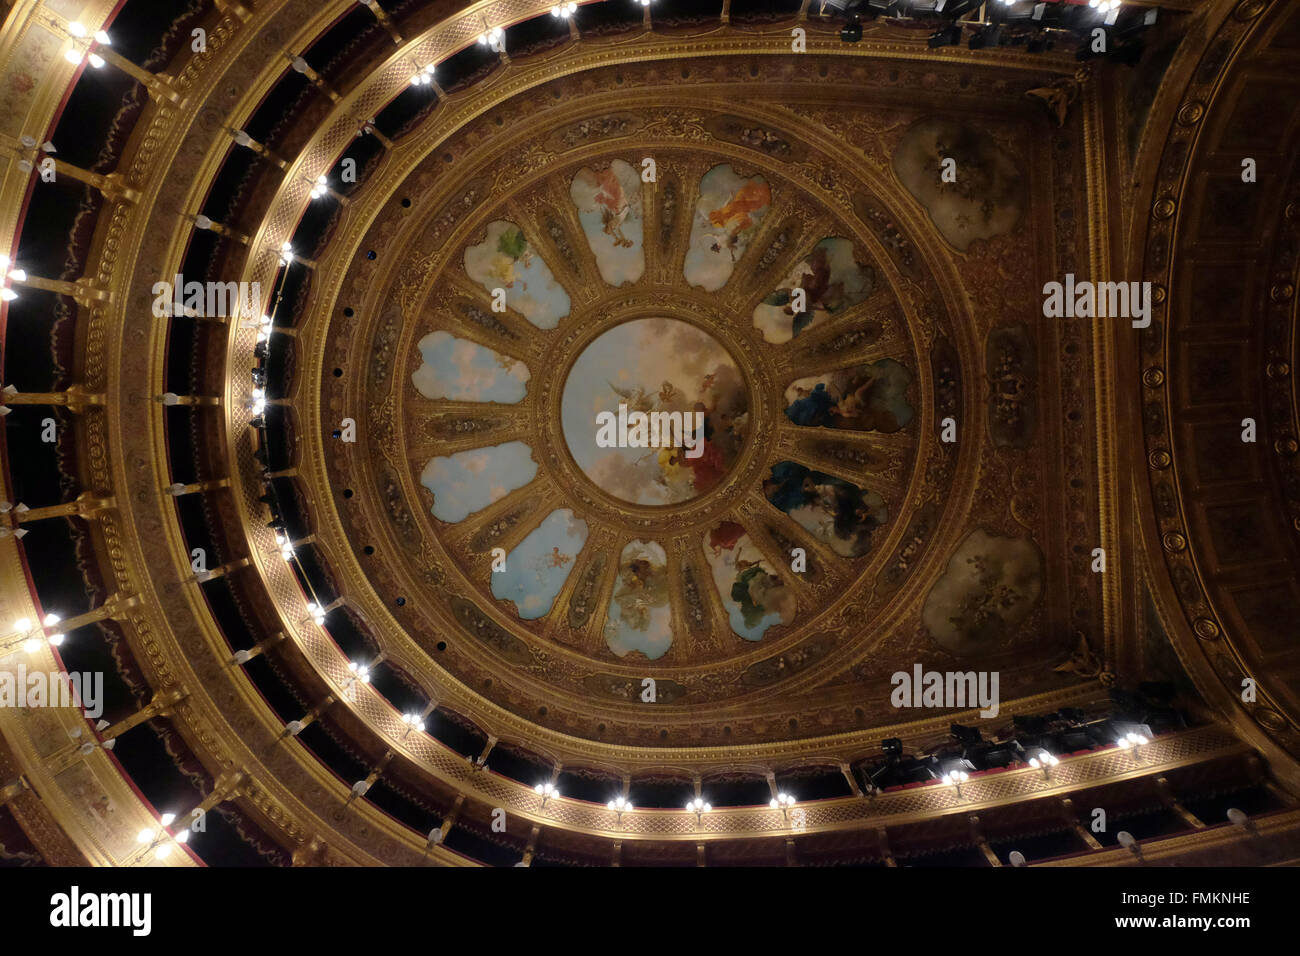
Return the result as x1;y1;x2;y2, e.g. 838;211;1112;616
305;54;997;751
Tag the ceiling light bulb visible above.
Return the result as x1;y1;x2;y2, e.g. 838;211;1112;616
13;618;30;632
68;22;88;37
155;844;172;859
94;30;111;45
87;54;105;69
1;289;17;302
42;613;59;626
160;813;176;826
176;829;190;844
137;828;154;844
8;269;25;282
49;633;65;647
64;49;83;66
23;638;40;654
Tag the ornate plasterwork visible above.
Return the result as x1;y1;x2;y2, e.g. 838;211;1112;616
0;0;1145;862
1128;0;1300;782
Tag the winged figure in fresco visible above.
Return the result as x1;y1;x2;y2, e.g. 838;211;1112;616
586;166;635;248
703;179;771;260
607;382;655;414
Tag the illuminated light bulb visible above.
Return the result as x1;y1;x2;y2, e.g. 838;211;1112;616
137;828;154;844
43;613;60;626
13;618;31;632
94;31;111;45
176;829;190;844
68;22;88;38
64;48;83;66
1;289;18;302
23;638;41;654
87;54;105;69
155;844;172;859
48;633;65;647
160;813;176;827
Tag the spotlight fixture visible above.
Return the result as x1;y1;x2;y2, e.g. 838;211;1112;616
969;24;1001;50
928;24;962;48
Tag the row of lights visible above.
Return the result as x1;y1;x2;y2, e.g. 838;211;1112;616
933;735;1151;794
574;792;800;816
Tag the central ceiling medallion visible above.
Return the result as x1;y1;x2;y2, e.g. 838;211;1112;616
560;317;749;506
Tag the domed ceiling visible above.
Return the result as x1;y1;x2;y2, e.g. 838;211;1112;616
286;49;1104;757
